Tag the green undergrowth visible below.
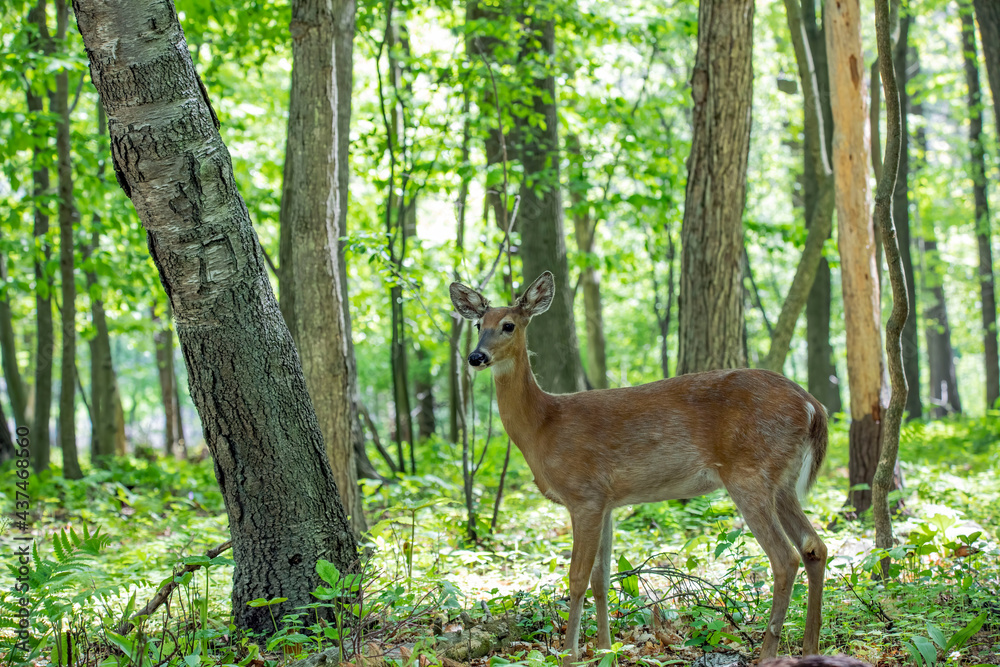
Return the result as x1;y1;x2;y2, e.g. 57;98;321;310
2;415;999;667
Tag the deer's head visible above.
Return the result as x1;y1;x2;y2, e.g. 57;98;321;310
449;271;555;374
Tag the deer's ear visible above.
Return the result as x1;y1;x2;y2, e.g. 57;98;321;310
517;271;555;317
450;282;490;320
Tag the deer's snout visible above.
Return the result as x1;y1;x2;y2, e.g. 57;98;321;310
468;350;489;367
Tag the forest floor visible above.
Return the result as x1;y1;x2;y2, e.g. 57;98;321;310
2;415;1000;667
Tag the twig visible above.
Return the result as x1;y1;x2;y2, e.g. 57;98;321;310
489;438;512;532
117;540;232;635
259;242;278;277
360;402;398;476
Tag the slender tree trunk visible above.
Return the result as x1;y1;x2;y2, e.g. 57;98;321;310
871;0;908;577
517;14;586;394
53;0;83;480
803;0;843;415
0;400;12;463
827;0;886;516
414;347;435;440
450;93;471;444
153;303;185;457
112;372;126;456
0;243;28;430
74;0;359;631
961;2;1000;410
677;0;754;375
86;230;116;463
921;237;962;416
763;0;836;374
86;102;118;464
28;0;53;473
280;0;366;533
568;136;608;389
973;0;1000;138
892;14;922;420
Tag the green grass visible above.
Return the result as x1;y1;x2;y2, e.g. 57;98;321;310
2;414;998;666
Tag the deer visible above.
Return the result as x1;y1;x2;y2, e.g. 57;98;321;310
449;271;828;663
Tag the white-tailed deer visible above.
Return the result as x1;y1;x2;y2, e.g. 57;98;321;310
450;271;827;662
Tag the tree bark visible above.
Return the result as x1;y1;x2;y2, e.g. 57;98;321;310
517;14;586;394
54;0;83;480
803;0;843;415
921;238;962;416
74;0;359;632
0;240;28;430
891;14;922;420
280;0;365;534
961;2;1000;411
827;0;886;516
28;0;53;474
973;0;1000;141
677;0;754;375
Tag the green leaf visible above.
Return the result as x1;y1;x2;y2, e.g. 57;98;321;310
926;624;947;650
912;636;937;667
617;555;638;597
902;641;924;667
316;559;341;586
945;612;986;652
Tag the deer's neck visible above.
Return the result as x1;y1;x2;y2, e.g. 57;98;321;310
492;346;552;460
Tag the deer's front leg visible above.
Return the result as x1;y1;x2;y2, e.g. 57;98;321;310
565;507;603;665
590;511;614;650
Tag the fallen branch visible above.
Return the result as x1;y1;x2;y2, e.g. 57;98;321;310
117;540;232;634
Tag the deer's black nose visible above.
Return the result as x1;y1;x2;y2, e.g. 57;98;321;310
468;351;488;367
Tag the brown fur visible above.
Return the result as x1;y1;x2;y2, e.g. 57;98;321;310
451;272;829;662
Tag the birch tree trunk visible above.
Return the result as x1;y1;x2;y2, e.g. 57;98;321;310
74;0;359;631
827;0;887;516
677;0;754;375
280;0;365;533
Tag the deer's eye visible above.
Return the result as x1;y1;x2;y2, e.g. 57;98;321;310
475;322;481;331
502;322;515;333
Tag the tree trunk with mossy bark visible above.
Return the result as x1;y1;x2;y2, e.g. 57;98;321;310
74;0;359;631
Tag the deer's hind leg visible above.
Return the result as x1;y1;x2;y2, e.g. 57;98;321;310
725;479;800;660
776;487;827;655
